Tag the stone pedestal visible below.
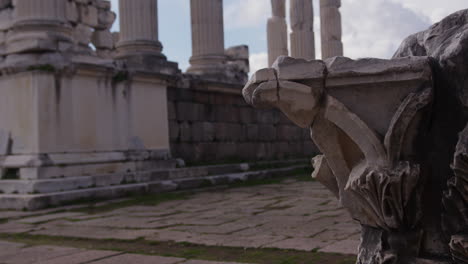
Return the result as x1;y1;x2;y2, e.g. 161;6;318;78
320;0;343;59
290;0;315;60
6;0;72;54
267;0;288;66
187;0;226;75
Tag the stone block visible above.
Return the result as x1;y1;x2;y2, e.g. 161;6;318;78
237;142;256;160
0;8;12;31
0;129;10;155
259;124;277;141
278;125;303;141
66;1;79;23
192;122;215;142
256;109;278;124
216;142;238;159
179;122;192;142
226;123;245;141
215;105;239;123
73;24;93;46
0;0;11;9
176;102;203;121
246;124;259;141
214;123;229;142
169;121;179;141
226;45;249;60
272;56;326;81
97;10;116;30
95;0;111;10
79;4;99;28
239;107;255;123
92;30;113;49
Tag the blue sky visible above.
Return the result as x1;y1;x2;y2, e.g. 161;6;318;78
110;0;466;72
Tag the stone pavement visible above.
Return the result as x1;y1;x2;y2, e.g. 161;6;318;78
0;179;360;263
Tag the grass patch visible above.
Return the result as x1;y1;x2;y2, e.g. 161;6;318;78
112;71;129;83
227;177;285;189
2;168;19;180
0;233;356;264
185;158;248;167
27;64;55;72
72;192;191;214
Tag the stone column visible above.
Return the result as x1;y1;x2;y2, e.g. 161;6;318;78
116;0;163;58
6;0;71;54
290;0;315;60
267;0;288;66
187;0;226;74
320;0;343;59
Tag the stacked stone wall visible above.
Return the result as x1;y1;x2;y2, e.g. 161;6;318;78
168;87;316;163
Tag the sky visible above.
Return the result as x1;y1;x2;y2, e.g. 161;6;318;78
109;0;467;73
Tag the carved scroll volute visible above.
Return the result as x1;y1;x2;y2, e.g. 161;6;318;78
243;56;435;262
444;125;468;263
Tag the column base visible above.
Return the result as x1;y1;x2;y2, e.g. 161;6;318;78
116;40;179;75
6;21;73;54
187;54;227;75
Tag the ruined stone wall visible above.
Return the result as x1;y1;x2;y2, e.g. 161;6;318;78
167;83;316;163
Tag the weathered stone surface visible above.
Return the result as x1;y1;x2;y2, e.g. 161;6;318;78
242;9;468;261
320;0;343;59
267;0;288;66
35;250;119;264
289;0;315;60
273;56;325;81
90;253;184;264
188;0;226;75
92;30;113;49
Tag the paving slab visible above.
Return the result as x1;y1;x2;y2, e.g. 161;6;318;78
31;225;157;240
0;180;360;255
0;240;26;257
1;245;81;264
181;260;253;264
320;239;361;255
19;212;84;224
89;253;185;264
35;250;121;264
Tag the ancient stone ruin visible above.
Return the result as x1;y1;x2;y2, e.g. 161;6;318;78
0;0;319;210
244;9;468;264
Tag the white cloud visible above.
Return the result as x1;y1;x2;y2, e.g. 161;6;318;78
224;0;271;29
340;0;431;59
388;0;467;23
249;52;268;73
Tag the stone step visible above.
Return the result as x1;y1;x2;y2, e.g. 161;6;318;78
0;159;308;195
17;159;178;180
0;164;249;195
0;164;310;210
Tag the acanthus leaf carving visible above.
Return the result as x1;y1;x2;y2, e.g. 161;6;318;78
443;124;468;263
243;56;434;263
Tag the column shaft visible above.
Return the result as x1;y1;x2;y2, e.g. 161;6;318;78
188;0;226;73
267;0;288;66
117;0;162;56
320;0;343;59
290;0;315;60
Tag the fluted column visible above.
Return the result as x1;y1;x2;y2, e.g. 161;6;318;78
188;0;226;74
267;0;288;66
290;0;315;60
320;0;343;59
6;0;71;54
116;0;163;58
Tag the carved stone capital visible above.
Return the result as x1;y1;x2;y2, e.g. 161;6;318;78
243;56;434;262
